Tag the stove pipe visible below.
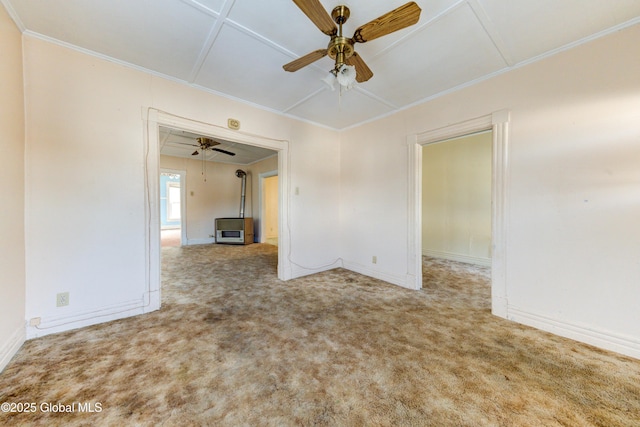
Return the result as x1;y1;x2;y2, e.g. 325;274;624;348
235;169;247;218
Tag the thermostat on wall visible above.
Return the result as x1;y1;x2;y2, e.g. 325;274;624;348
228;118;240;130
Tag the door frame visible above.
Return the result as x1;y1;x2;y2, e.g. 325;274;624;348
407;110;510;317
143;109;292;311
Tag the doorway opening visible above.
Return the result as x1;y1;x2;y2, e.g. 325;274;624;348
421;130;492;302
160;169;186;247
408;111;510;317
422;130;492;266
143;108;293;313
259;171;279;246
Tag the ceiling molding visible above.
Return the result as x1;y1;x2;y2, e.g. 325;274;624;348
510;16;640;69
0;0;25;32
179;0;221;17
187;0;235;82
467;0;514;66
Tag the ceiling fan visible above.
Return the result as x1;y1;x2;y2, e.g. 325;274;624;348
283;0;422;85
176;137;236;157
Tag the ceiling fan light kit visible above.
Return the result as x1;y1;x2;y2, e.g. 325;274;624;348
322;63;356;91
284;1;421;91
336;63;357;88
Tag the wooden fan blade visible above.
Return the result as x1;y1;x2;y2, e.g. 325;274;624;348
292;0;337;36
212;148;236;156
351;2;421;43
283;49;328;72
345;52;373;83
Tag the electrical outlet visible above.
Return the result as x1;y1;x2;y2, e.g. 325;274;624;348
29;317;41;326
56;292;69;307
372;256;377;264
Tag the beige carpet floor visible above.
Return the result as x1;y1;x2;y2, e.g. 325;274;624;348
1;243;639;426
161;228;182;248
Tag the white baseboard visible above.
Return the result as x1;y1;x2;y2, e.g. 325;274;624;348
423;249;491;267
290;259;343;279
186;237;215;245
342;261;416;290
0;325;26;372
26;296;160;340
507;306;640;360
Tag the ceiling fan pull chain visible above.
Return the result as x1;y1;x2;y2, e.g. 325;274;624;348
202;152;207;182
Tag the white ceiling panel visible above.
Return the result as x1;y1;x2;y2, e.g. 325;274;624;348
4;0;639;129
364;3;507;106
287;87;395;129
478;0;640;64
11;0;217;80
353;0;462;60
194;24;330;111
226;0;330;57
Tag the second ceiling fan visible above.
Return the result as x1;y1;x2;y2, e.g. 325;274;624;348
283;0;422;84
177;137;236;157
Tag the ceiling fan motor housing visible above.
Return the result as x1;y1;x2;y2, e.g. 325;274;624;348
327;36;354;64
196;137;219;149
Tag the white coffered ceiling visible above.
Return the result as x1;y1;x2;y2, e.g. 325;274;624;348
3;0;640;131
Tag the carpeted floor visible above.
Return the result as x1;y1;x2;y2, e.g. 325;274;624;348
1;243;639;426
161;228;182;247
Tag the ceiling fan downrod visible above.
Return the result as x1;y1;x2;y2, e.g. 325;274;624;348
328;5;354;71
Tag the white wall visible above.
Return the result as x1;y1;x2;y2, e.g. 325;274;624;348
422;132;492;265
160;155;252;244
22;36;340;338
340;116;411;286
341;25;640;358
0;5;26;370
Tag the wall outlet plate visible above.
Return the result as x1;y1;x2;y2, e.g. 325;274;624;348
56;292;69;307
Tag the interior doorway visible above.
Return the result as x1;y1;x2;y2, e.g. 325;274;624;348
421;130;492;266
260;171;279;246
407;111;510;316
144;108;293;316
160;169;186;247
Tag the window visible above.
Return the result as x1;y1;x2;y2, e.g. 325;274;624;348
167;182;181;221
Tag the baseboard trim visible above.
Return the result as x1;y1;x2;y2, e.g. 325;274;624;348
508;306;640;360
26;298;155;340
342;261;415;290
0;325;26;372
186;238;215;245
290;259;343;279
423;250;491;267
